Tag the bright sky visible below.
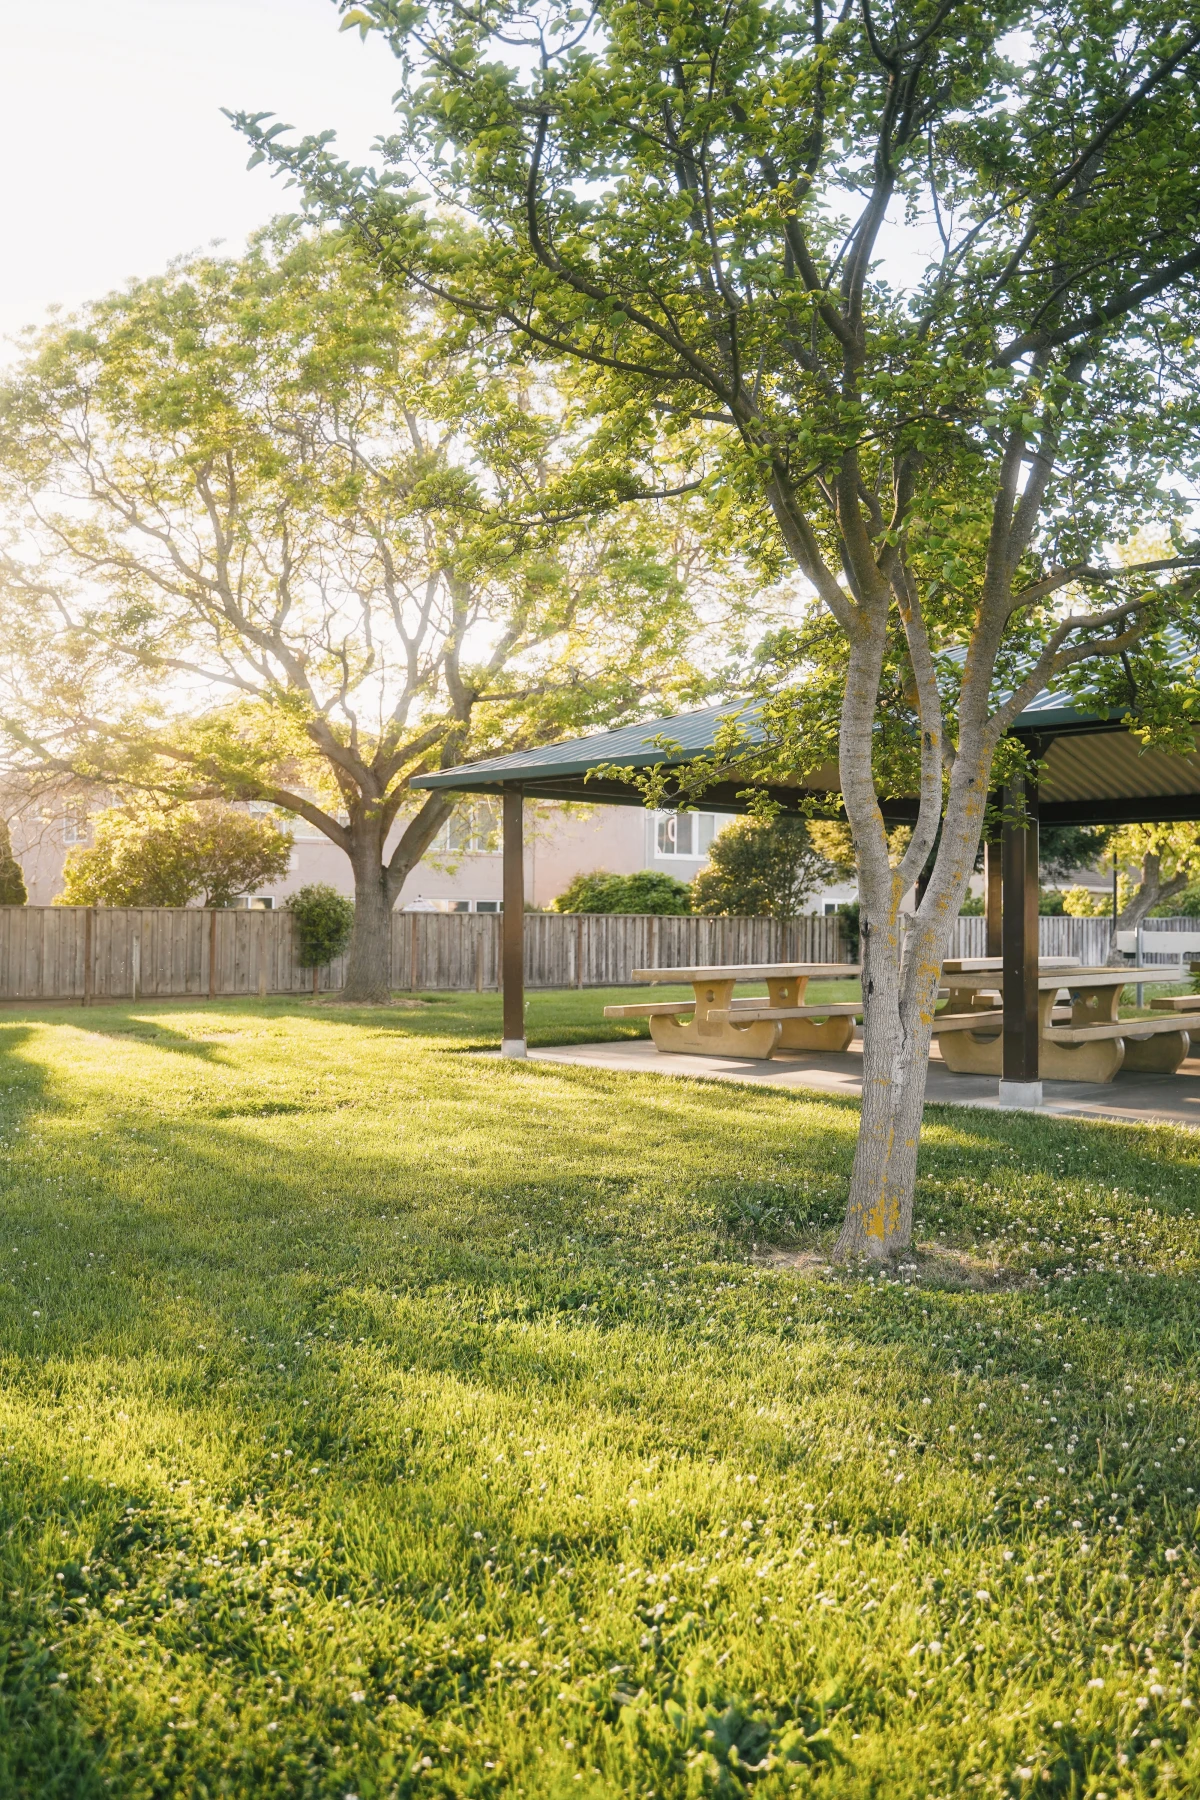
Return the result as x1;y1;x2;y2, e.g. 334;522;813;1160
0;0;401;345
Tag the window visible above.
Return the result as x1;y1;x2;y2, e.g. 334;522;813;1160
655;812;717;858
434;800;501;855
62;812;91;846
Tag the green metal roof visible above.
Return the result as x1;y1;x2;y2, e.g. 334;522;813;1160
413;686;1200;826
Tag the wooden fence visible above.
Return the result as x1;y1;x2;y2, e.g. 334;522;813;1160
947;914;1114;965
0;905;1160;1005
0;906;844;1003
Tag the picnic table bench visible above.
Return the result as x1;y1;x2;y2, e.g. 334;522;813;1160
603;961;861;1060
934;965;1200;1081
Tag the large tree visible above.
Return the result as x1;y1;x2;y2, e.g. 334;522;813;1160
0;224;745;1000
242;0;1200;1246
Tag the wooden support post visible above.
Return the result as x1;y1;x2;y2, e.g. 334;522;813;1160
576;914;584;989
501;787;526;1057
1001;775;1041;1107
208;910;218;1001
475;933;484;994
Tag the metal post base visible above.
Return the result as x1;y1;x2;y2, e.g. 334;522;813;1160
998;1079;1042;1110
501;1037;528;1059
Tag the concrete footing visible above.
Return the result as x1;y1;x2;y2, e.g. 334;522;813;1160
998;1079;1043;1110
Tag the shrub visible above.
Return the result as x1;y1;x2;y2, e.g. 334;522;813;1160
0;821;27;906
286;884;355;966
552;870;692;915
691;815;831;920
58;803;293;907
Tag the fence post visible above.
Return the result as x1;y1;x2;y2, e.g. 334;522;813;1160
410;913;419;991
208;910;218;1000
475;933;484;994
257;914;268;999
83;907;94;1007
131;935;141;1003
576;915;584;989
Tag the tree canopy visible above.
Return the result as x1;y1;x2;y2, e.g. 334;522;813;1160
0;223;749;998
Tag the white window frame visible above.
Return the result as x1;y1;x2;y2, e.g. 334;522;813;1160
654;811;717;859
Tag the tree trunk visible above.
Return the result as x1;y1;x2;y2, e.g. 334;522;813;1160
1107;854;1188;959
833;914;944;1260
341;842;396;1004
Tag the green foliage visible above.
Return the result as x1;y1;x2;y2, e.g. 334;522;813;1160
1040;826;1114;883
838;900;861;962
552;869;692;914
241;0;1200;786
691;816;831;920
0;994;1200;1794
0;222;747;995
57;805;293;909
286;883;355;966
0;821;26;906
1156;886;1200;918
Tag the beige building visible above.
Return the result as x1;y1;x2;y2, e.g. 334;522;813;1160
14;796;858;915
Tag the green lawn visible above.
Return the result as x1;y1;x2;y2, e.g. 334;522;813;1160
2;990;1200;1798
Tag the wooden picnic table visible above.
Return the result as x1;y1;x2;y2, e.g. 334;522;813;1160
603;961;861;1060
934;964;1200;1081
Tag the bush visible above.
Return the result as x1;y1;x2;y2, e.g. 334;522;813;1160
691;815;831;920
0;821;26;906
58;803;293;907
286;884;355;966
838;900;861;961
552;870;692;915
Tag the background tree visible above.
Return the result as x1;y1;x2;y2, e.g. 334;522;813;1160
552;869;692;914
691;815;831;920
247;0;1200;1251
0;224;745;1001
1040;826;1114;886
0;820;26;906
57;803;293;908
1105;825;1200;948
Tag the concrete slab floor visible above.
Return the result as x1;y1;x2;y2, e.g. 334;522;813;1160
516;1035;1200;1131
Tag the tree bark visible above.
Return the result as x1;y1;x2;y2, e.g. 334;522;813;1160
341;825;397;1003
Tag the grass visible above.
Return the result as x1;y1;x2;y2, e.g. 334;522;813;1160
1;989;1199;1798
